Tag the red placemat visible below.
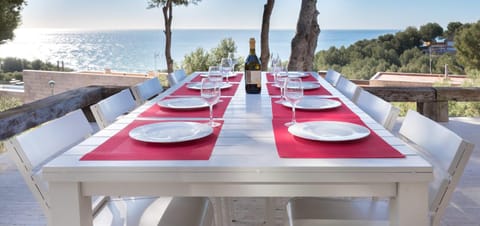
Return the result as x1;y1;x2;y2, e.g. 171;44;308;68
271;97;360;120
191;73;243;83
80;120;222;161
171;83;239;96
266;83;331;96
266;73;318;82
273;118;405;158
139;97;231;118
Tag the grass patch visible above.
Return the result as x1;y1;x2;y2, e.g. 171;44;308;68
0;96;22;112
392;101;480;117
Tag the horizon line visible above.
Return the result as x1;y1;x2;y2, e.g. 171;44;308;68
16;27;401;32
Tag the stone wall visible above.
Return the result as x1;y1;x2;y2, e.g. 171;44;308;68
22;70;154;103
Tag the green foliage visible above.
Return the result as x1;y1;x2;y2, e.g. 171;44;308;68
182;38;244;74
392;27;422;54
0;71;22;83
182;47;210;75
0;95;21;112
1;57;24;72
313;22;466;79
0;0;26;44
445;22;463;39
208;38;237;66
147;0;200;8
419;22;444;42
449;102;480;117
0;57;71;83
455;20;480;70
392;102;416;117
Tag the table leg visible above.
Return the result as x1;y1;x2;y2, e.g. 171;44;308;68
389;182;429;226
211;197;233;226
265;197;275;226
48;182;92;226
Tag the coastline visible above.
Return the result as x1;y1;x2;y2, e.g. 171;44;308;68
0;29;397;72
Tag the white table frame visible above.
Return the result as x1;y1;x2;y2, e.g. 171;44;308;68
44;72;432;226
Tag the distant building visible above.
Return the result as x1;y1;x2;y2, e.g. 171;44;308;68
421;37;456;54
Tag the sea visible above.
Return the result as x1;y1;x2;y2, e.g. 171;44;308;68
0;29;398;73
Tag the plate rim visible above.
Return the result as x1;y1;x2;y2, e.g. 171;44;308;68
186;82;233;90
272;81;320;90
200;73;237;78
157;97;209;110
282;98;341;110
287;71;309;78
288;121;370;142
129;121;214;143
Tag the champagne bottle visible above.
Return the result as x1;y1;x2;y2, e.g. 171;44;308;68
244;38;261;94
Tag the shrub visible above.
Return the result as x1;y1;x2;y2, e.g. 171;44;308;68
0;95;22;112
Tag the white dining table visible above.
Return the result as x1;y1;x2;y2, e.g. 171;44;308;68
43;72;433;226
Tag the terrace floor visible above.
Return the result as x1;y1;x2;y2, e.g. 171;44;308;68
1;117;479;226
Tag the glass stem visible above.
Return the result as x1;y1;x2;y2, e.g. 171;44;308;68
292;104;296;124
209;104;214;126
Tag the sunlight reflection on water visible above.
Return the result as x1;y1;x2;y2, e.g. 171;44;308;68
0;29;396;72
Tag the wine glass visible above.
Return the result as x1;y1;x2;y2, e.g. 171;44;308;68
208;65;223;85
220;58;232;83
229;52;237;72
201;78;221;127
270;52;280;73
284;77;303;127
274;67;288;104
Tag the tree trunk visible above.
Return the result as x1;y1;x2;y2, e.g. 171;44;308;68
288;0;320;71
162;0;174;73
260;0;275;71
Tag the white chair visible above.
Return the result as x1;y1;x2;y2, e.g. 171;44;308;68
336;76;361;102
325;69;341;87
97;196;214;226
4;110;107;218
90;89;136;129
286;110;475;226
5;109;214;226
355;89;400;131
131;77;164;105
168;69;187;87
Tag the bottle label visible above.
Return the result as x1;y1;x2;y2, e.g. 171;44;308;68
246;71;261;88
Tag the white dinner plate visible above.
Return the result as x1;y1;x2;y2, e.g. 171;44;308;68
288;121;370;142
187;82;232;90
157;97;210;110
273;82;320;90
129;121;213;143
287;71;309;78
282;97;341;110
200;73;238;78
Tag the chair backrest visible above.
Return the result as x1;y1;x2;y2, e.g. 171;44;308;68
90;89;136;129
355;89;400;131
168;69;187;87
336;76;361;102
131;77;163;105
325;69;341;87
4;109;93;213
157;197;214;226
399;110;474;225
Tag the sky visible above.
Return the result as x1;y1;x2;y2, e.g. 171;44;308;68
19;0;480;30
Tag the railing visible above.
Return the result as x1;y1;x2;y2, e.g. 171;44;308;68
0;85;126;140
1;84;479;140
362;86;480;122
